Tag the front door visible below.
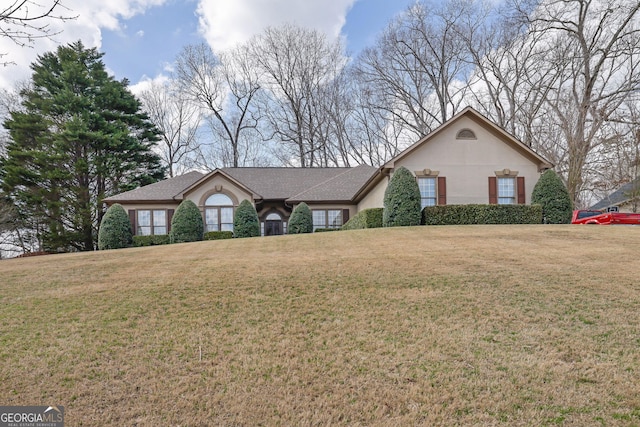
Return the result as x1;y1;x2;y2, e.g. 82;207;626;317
265;220;282;236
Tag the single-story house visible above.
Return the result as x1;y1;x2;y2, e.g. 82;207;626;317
591;178;640;213
104;107;553;236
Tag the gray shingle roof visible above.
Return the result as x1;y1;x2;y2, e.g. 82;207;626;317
103;171;204;203
591;178;640;209
220;167;377;201
103;166;379;204
287;165;379;202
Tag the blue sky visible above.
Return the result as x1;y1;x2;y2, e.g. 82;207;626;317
0;0;415;91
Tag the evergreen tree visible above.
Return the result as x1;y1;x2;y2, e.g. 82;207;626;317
233;200;260;238
0;41;165;252
531;170;573;224
169;200;204;243
98;204;132;250
383;167;422;227
288;202;313;234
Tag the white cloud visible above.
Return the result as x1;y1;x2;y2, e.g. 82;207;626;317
196;0;357;51
0;0;167;91
129;73;171;95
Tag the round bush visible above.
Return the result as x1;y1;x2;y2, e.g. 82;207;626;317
234;199;260;238
98;203;132;250
531;170;573;224
383;166;422;227
170;199;204;243
288;202;313;234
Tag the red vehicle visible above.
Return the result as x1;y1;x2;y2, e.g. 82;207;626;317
571;207;640;225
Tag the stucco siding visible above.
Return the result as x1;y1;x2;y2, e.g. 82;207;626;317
357;178;388;211
392;116;540;204
184;174;254;208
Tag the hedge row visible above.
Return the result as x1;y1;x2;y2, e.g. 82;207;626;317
132;234;171;247
422;204;543;225
342;208;384;230
204;231;234;240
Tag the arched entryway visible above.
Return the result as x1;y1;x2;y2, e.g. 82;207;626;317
264;212;285;236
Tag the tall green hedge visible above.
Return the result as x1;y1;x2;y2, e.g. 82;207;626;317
169;199;204;243
98;203;132;250
342;208;384;230
233;199;260;238
288;202;313;234
422;204;543;225
383;167;422;227
531;170;573;224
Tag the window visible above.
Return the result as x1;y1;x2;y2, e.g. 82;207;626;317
137;210;168;235
418;177;437;209
204;193;234;232
312;209;342;231
498;177;516;205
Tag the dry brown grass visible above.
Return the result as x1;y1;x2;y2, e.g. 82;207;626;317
1;225;640;426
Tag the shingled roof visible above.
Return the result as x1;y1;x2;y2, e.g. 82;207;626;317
287;165;379;202
103;166;379;204
591;178;640;210
103;171;205;203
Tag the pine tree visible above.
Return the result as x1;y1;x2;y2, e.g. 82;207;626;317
0;41;165;252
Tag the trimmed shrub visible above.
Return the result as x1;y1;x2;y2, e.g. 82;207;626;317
169;199;204;243
204;231;234;240
98;203;132;250
233;200;260;238
422;204;543;225
288;202;313;234
132;234;170;247
531;170;573;224
342;208;384;230
314;228;341;232
383;166;422;227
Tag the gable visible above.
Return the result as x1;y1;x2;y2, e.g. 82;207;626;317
182;169;258;206
384;107;552;172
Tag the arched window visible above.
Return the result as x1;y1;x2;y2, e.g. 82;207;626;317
204;193;234;232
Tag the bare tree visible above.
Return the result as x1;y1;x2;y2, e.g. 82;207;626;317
523;0;640;206
1;0;76;64
174;43;262;168
355;0;478;145
249;24;348;167
588;97;640;210
139;80;202;177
